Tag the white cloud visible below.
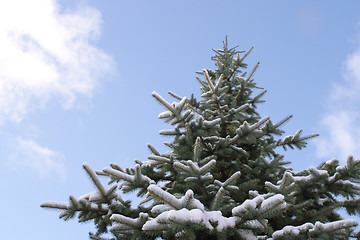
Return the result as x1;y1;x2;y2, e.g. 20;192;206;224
316;38;360;160
316;111;360;160
10;138;65;179
0;0;113;123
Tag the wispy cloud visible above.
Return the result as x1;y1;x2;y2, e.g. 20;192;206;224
316;34;360;160
10;138;65;179
0;0;113;123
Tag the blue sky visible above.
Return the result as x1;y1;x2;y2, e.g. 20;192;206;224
1;1;360;239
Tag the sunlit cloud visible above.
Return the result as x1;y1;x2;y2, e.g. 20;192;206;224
0;0;113;123
316;36;360;160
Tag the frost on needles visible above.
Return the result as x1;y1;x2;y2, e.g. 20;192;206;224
41;38;360;240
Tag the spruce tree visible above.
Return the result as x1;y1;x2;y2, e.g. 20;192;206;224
41;38;360;239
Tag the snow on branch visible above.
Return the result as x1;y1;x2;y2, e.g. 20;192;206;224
202;69;215;94
152;91;175;113
142;208;236;233
40;201;69;210
103;167;135;183
83;163;108;201
110;213;149;233
270;219;357;239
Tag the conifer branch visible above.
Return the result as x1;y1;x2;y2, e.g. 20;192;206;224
269;155;284;167
251;90;267;104
311;204;341;222
103;167;134;183
148;155;171;164
274;115;293;129
147;144;160;156
202;69;215;93
223;171;241;186
199;155;216;166
168;91;182;100
228;116;270;145
246;62;260;81
257;195;285;219
214;74;224;92
193;137;201;162
163;142;174;149
152;91;175;113
197;176;211;200
299;133;320;141
211;187;225;210
211;171;241;210
188;161;199;174
227;47;254;82
198;159;216;175
147;185;180;210
173;162;192;174
196;76;207;88
212;48;222;55
257;218;271;234
187;103;204;117
238;179;260;191
241;46;254;62
185;123;192;145
83;163;108;201
235;86;245;102
40;201;69;210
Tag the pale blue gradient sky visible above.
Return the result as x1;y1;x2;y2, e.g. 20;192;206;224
1;1;360;239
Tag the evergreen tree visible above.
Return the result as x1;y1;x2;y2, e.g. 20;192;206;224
41;38;360;239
